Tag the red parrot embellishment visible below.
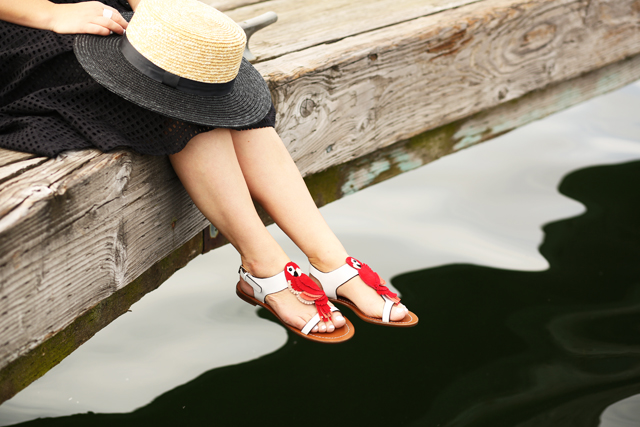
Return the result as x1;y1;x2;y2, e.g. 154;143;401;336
285;262;332;322
346;257;401;305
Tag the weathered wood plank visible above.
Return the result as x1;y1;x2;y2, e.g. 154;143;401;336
206;0;268;12
307;54;640;203
0;157;48;186
0;151;100;221
0;151;38;169
259;0;640;177
223;0;481;62
0;151;208;370
0;232;203;403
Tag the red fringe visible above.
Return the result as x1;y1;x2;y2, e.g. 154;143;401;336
353;258;401;305
315;294;332;322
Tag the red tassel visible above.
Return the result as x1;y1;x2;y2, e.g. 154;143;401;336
347;257;401;305
315;294;332;322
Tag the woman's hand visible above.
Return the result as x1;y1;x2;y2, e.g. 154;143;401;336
47;1;128;35
0;0;127;35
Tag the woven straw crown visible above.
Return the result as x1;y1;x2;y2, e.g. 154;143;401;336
126;0;246;84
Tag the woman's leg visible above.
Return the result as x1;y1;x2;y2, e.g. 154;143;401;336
169;128;344;333
230;127;409;321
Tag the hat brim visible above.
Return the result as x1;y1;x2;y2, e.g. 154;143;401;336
74;13;272;128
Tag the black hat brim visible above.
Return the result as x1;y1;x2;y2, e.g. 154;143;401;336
73;13;272;128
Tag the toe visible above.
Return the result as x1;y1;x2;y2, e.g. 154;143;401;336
312;325;319;333
332;312;346;328
326;321;335;333
390;304;408;321
318;322;327;333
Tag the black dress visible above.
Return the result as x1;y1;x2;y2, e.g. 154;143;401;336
0;0;276;158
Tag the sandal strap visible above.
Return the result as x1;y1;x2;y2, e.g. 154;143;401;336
301;306;341;335
382;295;395;323
238;266;287;303
309;264;358;299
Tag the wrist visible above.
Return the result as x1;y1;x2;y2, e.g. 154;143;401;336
36;1;57;31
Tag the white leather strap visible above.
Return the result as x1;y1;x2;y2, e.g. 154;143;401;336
309;264;358;299
301;306;340;335
238;266;287;303
381;295;395;323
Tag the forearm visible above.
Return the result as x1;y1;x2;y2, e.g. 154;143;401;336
127;0;140;11
0;0;56;31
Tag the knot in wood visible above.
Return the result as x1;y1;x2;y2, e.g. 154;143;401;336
300;99;316;118
520;23;557;52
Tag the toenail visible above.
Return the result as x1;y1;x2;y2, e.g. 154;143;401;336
334;315;344;321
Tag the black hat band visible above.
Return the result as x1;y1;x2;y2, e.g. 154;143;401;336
119;35;236;97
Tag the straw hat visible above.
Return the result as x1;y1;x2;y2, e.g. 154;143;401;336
74;0;272;128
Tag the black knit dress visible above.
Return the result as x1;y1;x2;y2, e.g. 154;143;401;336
0;0;276;158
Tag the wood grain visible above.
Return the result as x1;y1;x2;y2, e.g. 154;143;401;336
223;0;481;62
259;0;640;177
329;53;640;200
0;151;208;369
205;0;268;12
0;151;38;169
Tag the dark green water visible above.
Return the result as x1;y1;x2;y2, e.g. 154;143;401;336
10;160;640;425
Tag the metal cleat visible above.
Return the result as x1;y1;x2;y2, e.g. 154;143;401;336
238;11;278;62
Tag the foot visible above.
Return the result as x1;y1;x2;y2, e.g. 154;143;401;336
239;267;346;334
310;258;409;322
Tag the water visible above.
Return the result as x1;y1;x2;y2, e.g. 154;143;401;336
1;80;640;426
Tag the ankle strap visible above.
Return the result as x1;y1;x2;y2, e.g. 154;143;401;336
239;266;287;303
309;264;358;299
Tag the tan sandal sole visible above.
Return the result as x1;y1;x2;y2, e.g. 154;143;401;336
236;282;355;343
329;297;419;327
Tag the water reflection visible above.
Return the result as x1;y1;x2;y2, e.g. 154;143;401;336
5;159;640;426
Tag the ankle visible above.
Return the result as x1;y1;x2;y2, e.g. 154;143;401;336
308;249;349;273
241;254;290;278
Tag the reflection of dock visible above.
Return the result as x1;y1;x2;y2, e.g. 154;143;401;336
1;0;639;401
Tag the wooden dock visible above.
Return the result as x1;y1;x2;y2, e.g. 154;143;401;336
1;0;640;402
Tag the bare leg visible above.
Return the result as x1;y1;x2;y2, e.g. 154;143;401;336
230;127;409;321
169;128;343;332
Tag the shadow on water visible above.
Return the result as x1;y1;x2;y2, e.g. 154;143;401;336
12;160;640;426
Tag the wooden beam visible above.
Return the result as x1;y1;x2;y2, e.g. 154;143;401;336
0;233;203;403
305;54;640;205
0;151;209;373
207;0;269;12
257;0;640;177
222;0;481;62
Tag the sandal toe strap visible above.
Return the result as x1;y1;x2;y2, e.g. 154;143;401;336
301;306;340;335
382;295;395;323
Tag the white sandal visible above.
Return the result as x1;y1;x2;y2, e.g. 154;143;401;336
236;262;355;343
310;257;418;327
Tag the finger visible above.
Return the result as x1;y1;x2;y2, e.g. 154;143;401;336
95;16;125;35
107;8;129;29
84;23;112;36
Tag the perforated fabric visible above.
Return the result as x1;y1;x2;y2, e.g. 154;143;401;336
0;0;276;158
